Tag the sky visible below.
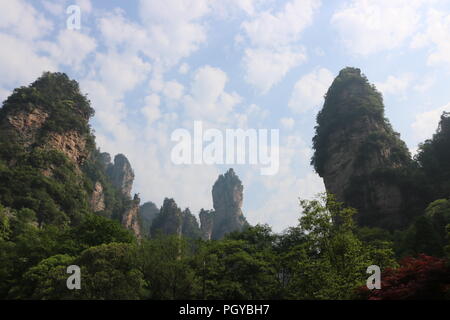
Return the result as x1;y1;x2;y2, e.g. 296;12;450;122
1;0;450;232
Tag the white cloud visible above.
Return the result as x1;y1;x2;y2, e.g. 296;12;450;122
0;88;10;104
76;0;92;14
0;0;53;40
97;2;211;71
411;9;450;67
233;103;269;129
241;0;321;47
280;117;295;130
411;103;450;142
92;52;151;95
331;0;425;55
240;0;321;93
288;68;334;113
141;94;162;125
253;171;324;232
375;73;414;98
138;0;211;67
182;65;242;122
178;63;190;74
80;80;127;134
246;134;325;232
0;1;95;89
414;75;435;93
162;81;185;101
42;0;92;15
0;32;57;88
98;10;148;52
0;1;59;89
243;47;306;93
42;0;65;15
212;0;264;18
41;30;97;70
190;66;228;104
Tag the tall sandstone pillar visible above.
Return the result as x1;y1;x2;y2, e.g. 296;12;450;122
311;67;412;229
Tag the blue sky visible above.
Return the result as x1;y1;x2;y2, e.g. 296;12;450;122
1;0;450;232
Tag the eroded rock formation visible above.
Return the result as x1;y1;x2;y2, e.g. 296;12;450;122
312;67;412;229
106;154;135;198
90;181;105;212
0;72;147;238
150;199;202;239
140;201;160;236
210;168;248;239
46;130;88;166
151;198;184;237
2;107;48;146
199;209;215;240
122;194;141;238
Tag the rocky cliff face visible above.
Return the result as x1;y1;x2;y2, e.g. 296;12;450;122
1;107;48;147
199;209;215;240
139;201;160;236
0;72;143;236
0;72;99;226
100;152;142;236
416;112;450;200
90;181;105;212
181;208;202;239
149;199;202;238
210;168;248;239
0;72;94;168
46;130;89;166
106;154;135;198
1;106;89;168
122;194;141;238
141;170;249;240
312;67;412;229
151;198;184;237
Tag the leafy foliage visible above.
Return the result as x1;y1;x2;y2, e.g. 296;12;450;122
358;254;450;300
396;198;450;258
1;72;94;136
416;112;450;199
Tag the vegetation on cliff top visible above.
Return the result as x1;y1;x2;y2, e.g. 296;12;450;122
311;67;410;176
0;72;94;136
0;72;130;227
416;112;450;199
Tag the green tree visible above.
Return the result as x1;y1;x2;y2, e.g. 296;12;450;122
191;238;278;300
396;199;450;258
137;236;195;300
75;243;146;300
13;254;76;300
71;213;135;250
416;112;450;199
0;204;11;240
286;194;397;299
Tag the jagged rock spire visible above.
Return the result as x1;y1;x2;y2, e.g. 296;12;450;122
210;168;248;239
312;67;412;229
